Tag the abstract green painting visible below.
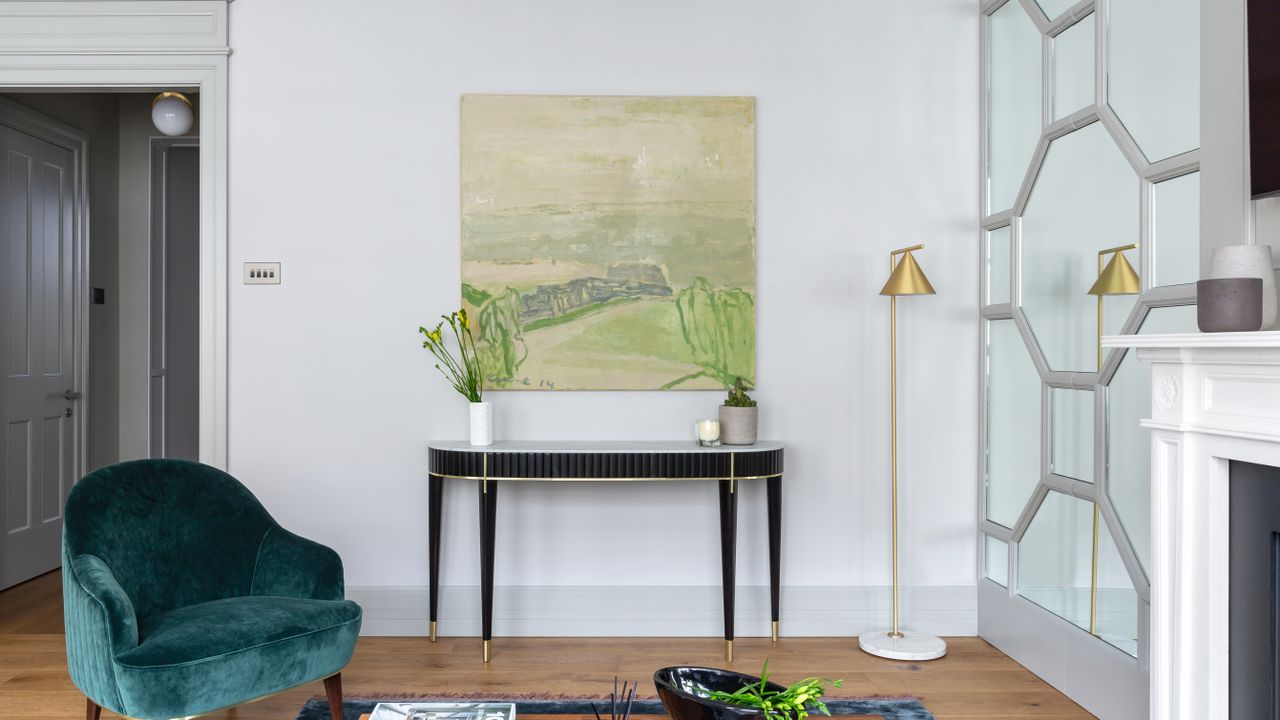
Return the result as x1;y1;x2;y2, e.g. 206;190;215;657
460;94;756;391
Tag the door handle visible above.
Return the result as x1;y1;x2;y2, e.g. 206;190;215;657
63;390;82;400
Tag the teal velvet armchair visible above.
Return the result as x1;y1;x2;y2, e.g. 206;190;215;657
63;459;362;720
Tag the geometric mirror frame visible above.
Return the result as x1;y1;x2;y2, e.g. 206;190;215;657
979;0;1199;671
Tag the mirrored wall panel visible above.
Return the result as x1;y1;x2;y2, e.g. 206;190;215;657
1153;173;1200;287
1107;0;1200;161
1036;0;1078;22
1051;389;1094;482
986;535;1009;587
1020;123;1139;371
1018;490;1138;656
986;320;1042;529
988;0;1043;214
980;0;1199;674
1053;17;1095;120
988;225;1012;305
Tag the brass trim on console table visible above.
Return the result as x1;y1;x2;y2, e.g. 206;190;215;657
426;472;783;482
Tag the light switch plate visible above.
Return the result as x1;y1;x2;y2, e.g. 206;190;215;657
243;262;281;285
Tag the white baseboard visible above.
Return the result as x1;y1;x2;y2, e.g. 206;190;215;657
348;584;977;637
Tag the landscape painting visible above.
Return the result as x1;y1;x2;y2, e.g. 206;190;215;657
460;94;756;390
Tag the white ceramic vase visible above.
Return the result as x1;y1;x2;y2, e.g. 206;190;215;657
469;401;493;446
1210;245;1277;329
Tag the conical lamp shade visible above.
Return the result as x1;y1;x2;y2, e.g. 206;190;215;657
1087;251;1140;296
880;251;936;296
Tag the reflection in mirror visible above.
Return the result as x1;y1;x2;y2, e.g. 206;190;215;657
1107;305;1198;575
1107;0;1200;161
1054;16;1095;120
986;535;1009;587
1051;389;1093;482
1021;123;1139;371
986;320;1042;528
1153;173;1200;287
988;226;1012;305
1036;0;1078;22
1018;490;1139;656
988;1;1043;213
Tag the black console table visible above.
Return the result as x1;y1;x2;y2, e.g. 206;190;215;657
427;440;784;662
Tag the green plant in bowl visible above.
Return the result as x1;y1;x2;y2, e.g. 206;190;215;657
703;662;842;720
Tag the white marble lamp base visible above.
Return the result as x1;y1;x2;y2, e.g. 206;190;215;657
858;630;947;661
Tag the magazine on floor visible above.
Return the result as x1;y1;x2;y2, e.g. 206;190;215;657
369;702;517;720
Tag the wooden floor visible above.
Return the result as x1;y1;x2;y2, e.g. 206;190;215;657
0;571;1092;720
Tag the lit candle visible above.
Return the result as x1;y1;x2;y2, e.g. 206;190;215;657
695;419;721;446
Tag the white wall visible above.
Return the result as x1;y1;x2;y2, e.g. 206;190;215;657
1202;0;1250;265
227;0;979;635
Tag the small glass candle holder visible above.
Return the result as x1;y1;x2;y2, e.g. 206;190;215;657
695;418;721;446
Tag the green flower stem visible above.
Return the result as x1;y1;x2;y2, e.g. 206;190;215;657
420;310;485;402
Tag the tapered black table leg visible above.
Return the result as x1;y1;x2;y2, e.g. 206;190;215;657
719;479;737;662
479;480;498;662
767;475;782;642
428;474;444;642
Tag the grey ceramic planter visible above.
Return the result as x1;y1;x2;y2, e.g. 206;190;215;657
719;405;758;445
1197;277;1263;333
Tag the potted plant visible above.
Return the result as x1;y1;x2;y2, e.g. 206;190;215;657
719;377;757;445
420;308;490;445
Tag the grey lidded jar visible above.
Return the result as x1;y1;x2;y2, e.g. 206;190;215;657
719;405;758;445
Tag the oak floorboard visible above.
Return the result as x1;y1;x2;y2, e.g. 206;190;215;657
0;571;1094;719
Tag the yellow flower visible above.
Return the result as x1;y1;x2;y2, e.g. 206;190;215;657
458;308;470;329
429;329;442;343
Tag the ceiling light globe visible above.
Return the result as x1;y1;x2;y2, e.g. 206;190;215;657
152;93;193;136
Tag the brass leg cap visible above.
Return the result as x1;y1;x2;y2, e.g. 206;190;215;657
483;639;491;663
429;621;437;643
726;639;734;662
772;620;779;643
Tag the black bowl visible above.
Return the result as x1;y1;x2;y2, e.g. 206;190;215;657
654;666;787;720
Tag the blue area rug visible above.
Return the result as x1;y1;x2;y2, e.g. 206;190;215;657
294;696;935;720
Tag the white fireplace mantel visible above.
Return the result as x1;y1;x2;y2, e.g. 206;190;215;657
1101;331;1280;719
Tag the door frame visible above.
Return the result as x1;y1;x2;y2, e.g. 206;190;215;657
0;1;231;469
149;137;200;459
0;97;89;482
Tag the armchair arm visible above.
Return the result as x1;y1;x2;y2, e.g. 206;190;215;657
66;554;139;654
250;525;345;601
63;551;137;714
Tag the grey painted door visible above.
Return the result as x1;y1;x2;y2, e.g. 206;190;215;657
0;124;76;589
149;142;199;460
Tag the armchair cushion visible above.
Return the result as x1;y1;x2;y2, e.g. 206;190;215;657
111;596;361;719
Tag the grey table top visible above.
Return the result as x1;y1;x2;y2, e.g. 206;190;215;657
428;440;784;453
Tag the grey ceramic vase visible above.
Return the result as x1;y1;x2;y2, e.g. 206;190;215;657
1197;277;1263;332
719;405;758;445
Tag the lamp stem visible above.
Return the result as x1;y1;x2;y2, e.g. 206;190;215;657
889;294;902;639
1090;255;1103;637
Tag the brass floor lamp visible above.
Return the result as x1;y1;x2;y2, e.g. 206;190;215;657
1085;244;1139;638
859;244;946;661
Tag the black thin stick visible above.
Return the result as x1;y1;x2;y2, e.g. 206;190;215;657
612;677;618;720
624;685;635;720
591;703;603;720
